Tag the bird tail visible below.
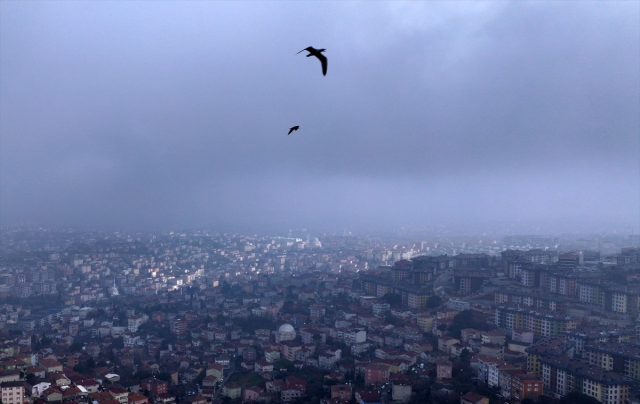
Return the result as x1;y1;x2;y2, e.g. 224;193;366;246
296;49;306;54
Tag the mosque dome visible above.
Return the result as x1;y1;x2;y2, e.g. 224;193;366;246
279;324;295;333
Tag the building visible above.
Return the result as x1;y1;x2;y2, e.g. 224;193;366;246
360;274;433;309
454;271;488;295
330;385;353;400
438;336;460;354
494;305;578;337
512;329;534;343
141;378;167;396
460;392;488;404
446;299;471;311
436;360;452;381
540;357;632;404
495;289;569;311
276;324;296;343
1;381;25;404
281;386;304;402
584;341;640;380
222;383;242;400
364;364;389;386
244;386;264;402
511;373;543;401
562;327;632;358
525;337;575;376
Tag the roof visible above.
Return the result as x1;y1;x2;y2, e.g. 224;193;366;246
461;392;487;403
279;324;295;332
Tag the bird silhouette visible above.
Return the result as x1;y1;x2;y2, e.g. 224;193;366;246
296;46;327;76
288;126;299;135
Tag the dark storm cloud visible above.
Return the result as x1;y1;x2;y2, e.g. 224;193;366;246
1;1;638;232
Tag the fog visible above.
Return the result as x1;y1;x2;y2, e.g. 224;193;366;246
1;1;638;234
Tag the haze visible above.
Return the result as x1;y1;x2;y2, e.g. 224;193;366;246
1;1;639;234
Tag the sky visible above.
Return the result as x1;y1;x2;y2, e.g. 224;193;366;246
1;1;639;235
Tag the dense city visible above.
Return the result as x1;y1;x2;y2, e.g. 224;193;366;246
0;227;639;404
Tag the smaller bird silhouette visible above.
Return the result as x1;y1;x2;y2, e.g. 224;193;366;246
296;46;327;76
288;126;299;135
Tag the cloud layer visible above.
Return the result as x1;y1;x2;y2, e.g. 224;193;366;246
1;1;638;233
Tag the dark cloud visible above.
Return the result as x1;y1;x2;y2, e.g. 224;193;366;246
1;1;638;233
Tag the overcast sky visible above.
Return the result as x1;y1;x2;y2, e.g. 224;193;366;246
1;1;639;235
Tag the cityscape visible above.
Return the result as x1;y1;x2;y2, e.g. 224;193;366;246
0;227;638;404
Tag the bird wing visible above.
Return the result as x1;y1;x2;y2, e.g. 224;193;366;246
296;47;312;54
316;53;327;76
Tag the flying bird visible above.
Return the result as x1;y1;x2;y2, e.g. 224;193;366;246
296;46;327;76
288;126;299;135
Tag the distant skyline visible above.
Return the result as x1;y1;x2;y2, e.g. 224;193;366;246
1;1;639;234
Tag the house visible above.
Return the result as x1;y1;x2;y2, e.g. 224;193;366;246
438;336;460;354
460;392;489;404
202;376;218;388
107;387;128;404
281;386;304;402
128;392;149;404
155;393;175;404
266;380;285;394
330;385;352;400
38;359;63;375
255;361;274;373
391;383;412;403
184;396;206;404
481;331;506;346
245;386;264;402
356;390;380;404
205;364;224;380
222;383;241;399
436;360;452;381
42;386;63;403
29;379;52;397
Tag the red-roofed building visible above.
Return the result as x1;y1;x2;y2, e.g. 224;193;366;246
128;392;149;404
364;364;389;386
245;386;264;402
141;378;167;396
460;392;488;404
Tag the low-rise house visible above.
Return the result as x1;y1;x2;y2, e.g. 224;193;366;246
42;386;63;403
266;380;285;394
128;392;149;404
281;386;304;402
155;393;175;404
222;383;241;400
460;392;488;404
330;385;352;400
436;360;452;381
27;379;51;397
438;336;460;354
205;364;224;380
107;387;128;404
255;361;274;373
245;386;264;402
38;359;63;375
391;383;411;403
